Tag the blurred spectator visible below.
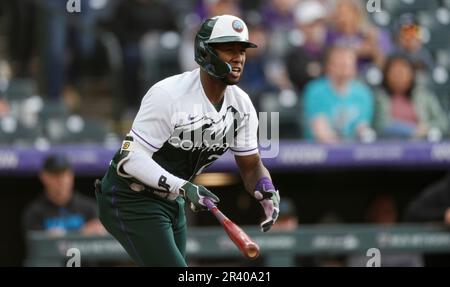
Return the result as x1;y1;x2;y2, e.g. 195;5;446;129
239;24;280;108
315;0;335;13
39;0;97;101
0;60;12;117
110;0;178;115
261;0;298;60
0;98;9;118
404;174;450;224
373;55;447;140
272;197;299;231
261;0;297;32
0;60;12;89
112;0;178;41
325;0;393;71
404;174;450;266
365;193;398;225
347;193;424;267
392;14;434;72
311;208;346;267
22;154;105;236
318;211;344;224
271;197;303;267
3;0;37;78
286;0;328;93
303;46;374;143
195;0;242;19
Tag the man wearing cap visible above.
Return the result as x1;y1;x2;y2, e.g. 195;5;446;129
96;15;281;266
393;13;434;71
286;0;328;93
22;154;104;235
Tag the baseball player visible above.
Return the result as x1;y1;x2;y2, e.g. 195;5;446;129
95;15;281;267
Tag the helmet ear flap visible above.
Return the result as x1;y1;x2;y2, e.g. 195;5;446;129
205;44;231;78
194;18;232;79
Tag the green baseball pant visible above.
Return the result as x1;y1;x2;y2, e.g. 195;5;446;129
95;166;188;267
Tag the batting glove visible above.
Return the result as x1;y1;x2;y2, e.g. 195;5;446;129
180;181;220;212
254;177;280;232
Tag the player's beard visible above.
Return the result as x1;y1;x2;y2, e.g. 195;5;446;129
222;72;241;85
222;78;239;85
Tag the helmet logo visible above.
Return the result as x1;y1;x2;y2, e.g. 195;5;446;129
232;20;244;33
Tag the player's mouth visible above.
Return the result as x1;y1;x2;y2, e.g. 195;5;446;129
230;67;242;78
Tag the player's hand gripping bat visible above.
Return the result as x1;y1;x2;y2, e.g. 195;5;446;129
203;197;260;259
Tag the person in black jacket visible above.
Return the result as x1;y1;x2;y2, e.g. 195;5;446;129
404;173;450;266
22;154;105;235
404;174;450;224
286;0;328;93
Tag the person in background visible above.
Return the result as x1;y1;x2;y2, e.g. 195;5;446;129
404;174;450;266
0;60;12;117
405;175;450;225
365;193;398;225
22;154;105;235
346;193;424;267
195;0;242;20
392;14;434;72
0;97;9;117
260;0;297;32
3;0;37;78
303;46;374;143
239;23;281;110
325;0;392;71
110;0;179;115
286;0;328;93
373;55;447;140
39;0;97;104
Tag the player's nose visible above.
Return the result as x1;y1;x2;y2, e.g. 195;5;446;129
231;51;244;64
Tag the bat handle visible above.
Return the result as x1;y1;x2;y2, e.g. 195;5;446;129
203;197;216;210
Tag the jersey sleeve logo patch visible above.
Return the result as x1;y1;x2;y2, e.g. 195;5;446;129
232;20;244;33
122;141;131;150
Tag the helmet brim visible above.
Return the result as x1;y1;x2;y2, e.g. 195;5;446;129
206;36;257;48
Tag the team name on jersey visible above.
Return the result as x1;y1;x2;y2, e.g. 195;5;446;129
168;106;248;152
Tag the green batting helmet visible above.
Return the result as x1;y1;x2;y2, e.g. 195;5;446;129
195;15;257;79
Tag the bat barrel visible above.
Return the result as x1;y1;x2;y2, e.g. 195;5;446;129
223;218;260;260
245;243;260;259
204;197;260;260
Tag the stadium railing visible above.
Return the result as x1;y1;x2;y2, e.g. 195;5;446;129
25;224;450;267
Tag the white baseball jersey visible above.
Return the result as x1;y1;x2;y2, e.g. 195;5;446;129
130;68;259;181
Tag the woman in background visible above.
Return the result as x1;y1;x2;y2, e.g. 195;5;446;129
374;55;447;140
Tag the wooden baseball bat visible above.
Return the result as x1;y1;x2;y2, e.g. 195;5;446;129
203;197;260;259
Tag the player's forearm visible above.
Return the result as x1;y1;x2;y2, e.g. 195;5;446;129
123;142;185;193
239;157;271;195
